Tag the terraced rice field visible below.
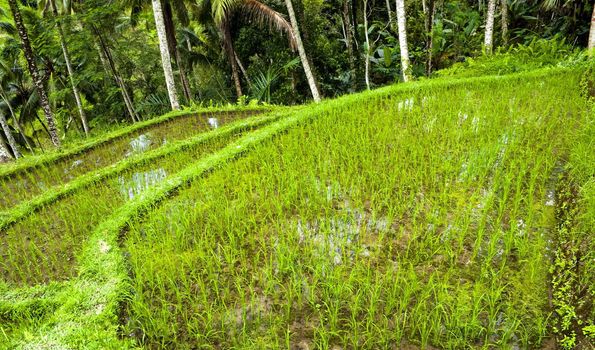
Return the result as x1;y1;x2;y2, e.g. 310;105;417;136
0;108;265;210
0;68;593;350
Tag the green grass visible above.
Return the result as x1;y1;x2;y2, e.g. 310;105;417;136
0;67;593;349
121;69;591;349
0;98;323;349
0;110;288;286
0;108;267;210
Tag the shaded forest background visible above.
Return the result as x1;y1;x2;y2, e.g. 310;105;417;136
0;0;593;152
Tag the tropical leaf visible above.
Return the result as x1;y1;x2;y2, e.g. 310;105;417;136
240;0;297;50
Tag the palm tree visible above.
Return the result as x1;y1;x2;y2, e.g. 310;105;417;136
0;19;35;152
501;0;508;45
395;0;411;82
363;0;371;89
209;0;297;99
126;0;194;103
0;131;12;161
284;0;321;102
589;1;595;53
7;0;61;147
484;0;496;54
342;0;356;90
0;111;21;158
46;0;90;136
152;0;180;110
422;0;435;75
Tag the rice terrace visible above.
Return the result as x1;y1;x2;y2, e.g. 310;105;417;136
0;0;594;349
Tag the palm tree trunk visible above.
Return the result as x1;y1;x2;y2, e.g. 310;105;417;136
163;2;192;103
8;0;61;148
152;0;180;110
0;131;12;161
423;0;435;75
0;86;34;152
363;0;371;90
222;20;243;99
93;25;139;122
50;0;89;136
342;0;357;90
285;0;321;102
588;3;595;54
484;0;496;54
501;0;508;46
395;0;411;82
0;112;21;158
385;0;394;28
235;52;252;90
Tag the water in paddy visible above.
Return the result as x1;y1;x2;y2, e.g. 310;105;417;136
0;124;255;287
0;110;261;210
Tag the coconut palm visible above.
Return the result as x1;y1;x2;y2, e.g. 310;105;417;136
7;0;61;147
126;0;194;104
484;0;496;54
395;0;411;82
0;111;21;158
151;0;180;110
284;0;321;102
42;0;90;135
209;0;297;99
0;56;51;150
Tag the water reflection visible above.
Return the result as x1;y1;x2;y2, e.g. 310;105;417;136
297;207;388;266
208;117;219;129
127;134;152;156
118;168;167;200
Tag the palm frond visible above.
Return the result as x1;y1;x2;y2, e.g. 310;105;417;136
0;21;16;35
240;0;297;50
541;0;573;11
211;0;242;25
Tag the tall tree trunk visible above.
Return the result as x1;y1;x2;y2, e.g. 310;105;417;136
93;26;139;122
163;2;192;103
50;0;89;136
342;0;357;90
386;0;394;28
484;0;496;54
589;2;595;54
235;52;252;90
285;0;321;102
363;0;371;90
29;119;44;152
395;0;411;82
423;0;435;75
0;86;34;152
152;0;180;110
0;131;13;161
222;20;243;99
8;0;61;147
0;112;21;158
501;0;508;46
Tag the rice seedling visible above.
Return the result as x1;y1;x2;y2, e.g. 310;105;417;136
0;101;326;348
0;108;266;210
1;68;592;350
115;69;591;349
0;111;283;286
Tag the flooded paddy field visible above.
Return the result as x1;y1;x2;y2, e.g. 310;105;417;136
0;112;277;286
1;70;592;350
119;71;593;348
0;109;263;210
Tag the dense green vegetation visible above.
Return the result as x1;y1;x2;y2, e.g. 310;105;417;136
0;0;594;349
0;0;593;155
0;67;593;349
